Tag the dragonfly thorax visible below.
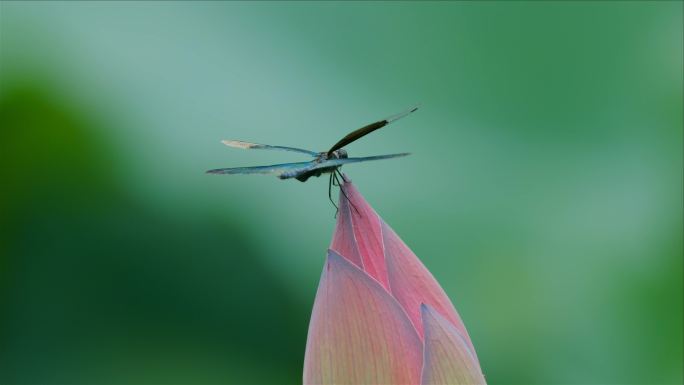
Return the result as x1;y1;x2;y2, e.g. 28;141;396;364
294;149;348;183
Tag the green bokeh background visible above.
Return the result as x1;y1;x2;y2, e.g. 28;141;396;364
1;2;682;384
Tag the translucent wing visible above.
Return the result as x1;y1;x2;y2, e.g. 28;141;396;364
277;153;409;180
206;161;315;176
327;105;419;155
314;153;410;169
222;140;318;157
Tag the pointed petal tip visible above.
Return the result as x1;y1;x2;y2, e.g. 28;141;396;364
421;302;443;319
325;249;361;277
421;303;486;385
420;303;447;330
329;197;364;268
326;248;345;264
340;173;352;185
421;303;473;353
333;181;390;290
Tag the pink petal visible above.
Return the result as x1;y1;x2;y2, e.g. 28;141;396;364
383;220;478;356
329;187;363;269
420;304;486;385
332;182;390;290
303;250;423;385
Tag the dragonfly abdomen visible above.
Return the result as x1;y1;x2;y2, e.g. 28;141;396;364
285;166;339;182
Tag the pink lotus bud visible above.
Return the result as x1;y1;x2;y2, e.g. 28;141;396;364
304;179;485;384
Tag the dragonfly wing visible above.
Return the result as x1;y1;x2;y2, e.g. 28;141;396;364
327;105;419;155
222;140;318;157
384;104;421;123
206;161;315;176
311;153;411;170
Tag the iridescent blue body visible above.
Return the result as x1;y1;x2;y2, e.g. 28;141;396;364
290;149;347;182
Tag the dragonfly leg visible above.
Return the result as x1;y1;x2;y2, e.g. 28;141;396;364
334;169;360;215
328;173;339;216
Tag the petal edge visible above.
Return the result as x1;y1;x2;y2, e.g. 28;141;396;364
342;182;390;290
420;304;486;385
303;250;423;385
383;220;476;356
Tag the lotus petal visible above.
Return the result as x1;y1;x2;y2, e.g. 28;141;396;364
303;250;423;385
421;304;485;385
332;182;390;290
383;221;476;356
334;180;478;352
329;188;363;269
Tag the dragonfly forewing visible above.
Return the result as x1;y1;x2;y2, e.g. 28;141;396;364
206;161;315;176
222;140;318;157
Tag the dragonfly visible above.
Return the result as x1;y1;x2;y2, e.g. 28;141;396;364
207;105;418;210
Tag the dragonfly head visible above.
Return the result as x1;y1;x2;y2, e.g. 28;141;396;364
318;149;348;162
331;149;348;159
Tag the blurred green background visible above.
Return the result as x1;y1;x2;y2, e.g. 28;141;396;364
1;2;682;384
